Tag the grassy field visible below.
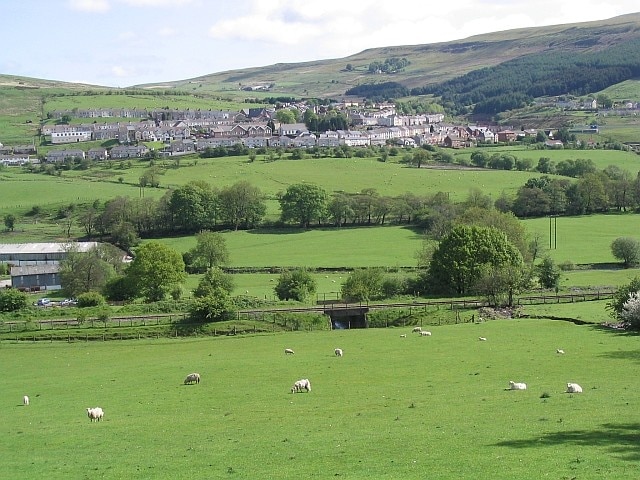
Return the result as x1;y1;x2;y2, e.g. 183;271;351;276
2;320;639;479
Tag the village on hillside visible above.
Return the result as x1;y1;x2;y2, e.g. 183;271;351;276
0;96;618;167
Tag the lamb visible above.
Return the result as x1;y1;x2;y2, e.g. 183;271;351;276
509;381;527;390
566;382;583;393
23;395;29;406
412;326;422;333
334;348;343;357
400;334;407;338
556;349;565;354
420;330;432;336
478;337;487;341
291;378;311;393
284;348;295;355
87;407;104;422
184;372;201;385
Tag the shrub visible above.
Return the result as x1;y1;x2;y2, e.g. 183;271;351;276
606;276;640;326
274;269;317;302
189;291;236;322
611;237;640;268
341;268;384;301
0;288;28;312
381;276;407;298
77;291;106;308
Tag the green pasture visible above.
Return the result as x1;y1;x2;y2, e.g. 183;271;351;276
159;225;424;269
42;93;259;115
519;300;612;323
454;146;640;173
2;320;639;479
521;214;640;265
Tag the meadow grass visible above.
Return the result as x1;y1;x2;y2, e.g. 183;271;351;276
1;320;639;479
521;214;640;265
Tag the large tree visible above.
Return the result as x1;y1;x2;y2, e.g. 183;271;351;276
425;225;525;296
126;242;186;302
611;237;640;268
279;183;328;228
218;181;266;230
185;231;229;273
168;181;218;232
59;243;122;297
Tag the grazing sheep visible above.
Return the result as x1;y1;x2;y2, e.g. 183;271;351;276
556;349;565;354
23;395;29;406
509;381;527;390
284;348;295;355
184;372;201;385
412;326;422;333
566;382;583;393
400;334;407;338
334;348;343;357
291;378;311;393
420;330;432;336
87;407;104;422
478;337;487;341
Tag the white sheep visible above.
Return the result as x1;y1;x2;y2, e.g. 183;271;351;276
478;337;487;341
566;382;583;393
556;349;565;354
87;407;104;422
400;334;407;338
184;372;201;385
284;348;295;355
509;381;527;390
420;330;432;336
291;378;311;393
334;348;343;357
412;326;422;333
23;395;29;406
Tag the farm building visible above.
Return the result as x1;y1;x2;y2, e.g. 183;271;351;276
10;264;61;291
0;242;100;266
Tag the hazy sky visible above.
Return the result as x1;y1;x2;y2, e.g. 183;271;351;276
1;0;638;87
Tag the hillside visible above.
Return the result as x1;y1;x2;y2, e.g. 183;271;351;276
138;13;640;99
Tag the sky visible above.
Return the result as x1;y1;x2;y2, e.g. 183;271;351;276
1;0;639;88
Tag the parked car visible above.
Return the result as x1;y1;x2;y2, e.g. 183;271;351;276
36;298;51;306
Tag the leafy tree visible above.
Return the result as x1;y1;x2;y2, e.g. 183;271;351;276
4;214;16;231
0;289;28;312
475;263;527;307
425;225;524;296
185;232;229;273
275;109;297;124
410;149;430;168
189;291;236;323
611;237;640;268
536;256;561;289
341;268;384;302
126;242;186;302
274;269;317;302
193;267;235;298
111;221;140;252
59;244;121;297
168;181;218;232
279;183;328;228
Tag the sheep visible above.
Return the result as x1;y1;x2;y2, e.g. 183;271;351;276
556;349;565;354
400;334;407;338
291;378;311;393
284;348;295;355
87;407;104;422
478;337;487;341
412;326;422;333
566;382;583;393
23;395;29;406
420;330;432;336
334;348;343;357
509;381;527;390
184;372;201;385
